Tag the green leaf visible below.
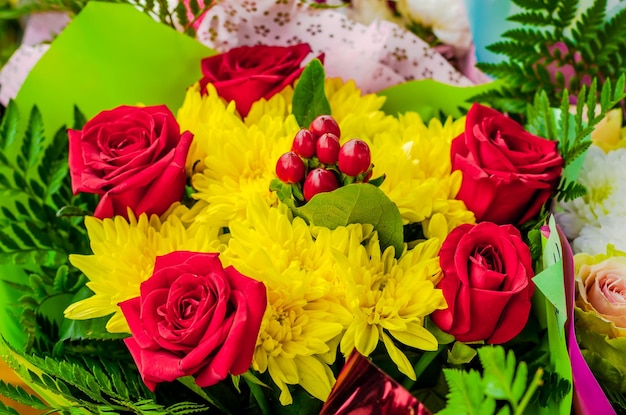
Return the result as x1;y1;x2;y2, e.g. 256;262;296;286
174;1;189;27
242;372;271;415
0;400;21;415
447;341;478;365
0;100;19;151
73;106;87;130
0;381;49;410
292;58;331;128
438;369;492;415
479;346;517;400
20;106;46;174
295;183;404;258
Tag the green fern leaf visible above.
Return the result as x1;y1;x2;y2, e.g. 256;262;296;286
0;100;19;151
11;170;27;191
0;382;49;410
144;0;156;13
156;0;171;25
487;41;540;62
439;369;493;415
10;223;37;248
19;106;46;175
166;402;212;414
72;106;86;130
557;180;588;201
508;11;554;27
595;8;626;63
38;127;71;202
557;0;580;29
174;2;189;27
0;400;20;415
572;0;606;58
0;230;20;251
566;141;592;166
52;265;70;292
187;0;199;15
511;0;549;8
501;27;556;45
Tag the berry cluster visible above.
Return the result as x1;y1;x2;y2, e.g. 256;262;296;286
275;115;375;203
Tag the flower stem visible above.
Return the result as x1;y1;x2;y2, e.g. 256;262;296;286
514;367;544;415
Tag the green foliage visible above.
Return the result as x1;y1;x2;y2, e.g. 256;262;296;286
0;337;213;415
0;102;99;350
0;381;48;410
524;75;626;203
438;346;544;415
292;58;331;128
295;184;404;259
0;399;20;415
0;102;95;266
0;1;20;69
476;0;626;114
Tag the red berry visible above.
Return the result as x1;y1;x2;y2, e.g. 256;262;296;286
292;129;316;158
276;152;306;184
338;139;371;177
309;115;341;139
303;168;339;201
316;133;340;164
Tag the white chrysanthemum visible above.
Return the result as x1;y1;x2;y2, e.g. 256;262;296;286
396;0;472;54
573;215;626;255
558;145;626;240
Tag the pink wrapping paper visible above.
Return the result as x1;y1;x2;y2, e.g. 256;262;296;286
195;0;473;94
559;227;616;415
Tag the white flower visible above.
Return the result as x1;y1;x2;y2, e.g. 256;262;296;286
345;0;400;26
558;145;626;240
573;215;626;255
395;0;472;54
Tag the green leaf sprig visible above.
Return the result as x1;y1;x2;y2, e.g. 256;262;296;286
438;346;544;415
292;58;332;128
525;74;626;203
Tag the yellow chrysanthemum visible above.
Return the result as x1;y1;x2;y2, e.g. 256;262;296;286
176;79;393;227
220;201;352;406
372;112;475;232
336;214;449;379
176;83;299;227
64;207;224;333
324;78;397;141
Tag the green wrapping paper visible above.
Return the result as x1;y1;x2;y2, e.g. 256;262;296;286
14;2;215;139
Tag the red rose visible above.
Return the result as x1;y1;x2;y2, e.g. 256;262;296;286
431;222;535;344
119;251;267;391
68;105;192;219
199;43;313;116
452;103;563;225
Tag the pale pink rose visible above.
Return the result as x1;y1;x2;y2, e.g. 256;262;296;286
577;257;626;330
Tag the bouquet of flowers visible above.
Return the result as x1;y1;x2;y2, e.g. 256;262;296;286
1;0;626;414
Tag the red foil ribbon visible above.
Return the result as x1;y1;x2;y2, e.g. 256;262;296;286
320;350;433;415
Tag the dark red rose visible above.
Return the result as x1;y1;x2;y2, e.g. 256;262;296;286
199;43;313;116
119;251;267;391
68;105;192;219
452;103;563;225
431;222;535;344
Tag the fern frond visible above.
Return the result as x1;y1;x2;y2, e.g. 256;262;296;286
0;381;49;411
